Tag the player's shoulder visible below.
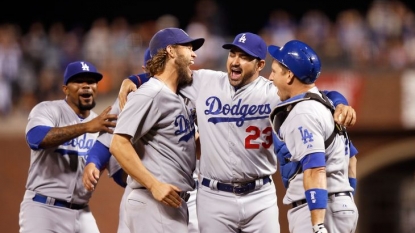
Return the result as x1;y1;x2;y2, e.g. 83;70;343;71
292;96;332;118
31;99;66;113
193;69;227;80
251;76;277;95
129;78;165;101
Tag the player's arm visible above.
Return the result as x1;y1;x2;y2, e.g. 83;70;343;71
110;133;182;208
323;90;356;128
195;126;201;160
27;106;117;149
348;142;358;195
111;168;128;188
301;152;328;233
83;140;112;191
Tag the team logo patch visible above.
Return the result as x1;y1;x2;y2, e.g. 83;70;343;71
298;126;314;145
238;34;247;43
80;62;90;71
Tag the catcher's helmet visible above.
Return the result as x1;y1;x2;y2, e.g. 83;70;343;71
268;40;321;84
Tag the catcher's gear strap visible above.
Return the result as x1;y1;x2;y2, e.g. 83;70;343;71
271;91;348;149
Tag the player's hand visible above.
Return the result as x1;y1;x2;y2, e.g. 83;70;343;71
83;163;100;191
85;106;118;133
149;181;183;208
118;79;137;110
333;104;356;127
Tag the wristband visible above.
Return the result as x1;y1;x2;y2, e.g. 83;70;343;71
349;177;357;195
86;141;111;170
305;188;328;210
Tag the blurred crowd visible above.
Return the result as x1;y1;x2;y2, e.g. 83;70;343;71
0;0;414;118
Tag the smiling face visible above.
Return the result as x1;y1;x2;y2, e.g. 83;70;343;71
174;44;197;87
268;60;292;101
63;75;98;115
226;46;263;89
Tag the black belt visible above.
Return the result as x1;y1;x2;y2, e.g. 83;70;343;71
178;191;190;202
32;194;87;210
201;176;271;195
291;191;352;208
138;187;190;202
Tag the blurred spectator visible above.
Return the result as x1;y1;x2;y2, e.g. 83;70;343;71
336;9;371;68
2;0;415;118
0;23;23;116
186;22;227;70
297;9;331;52
262;9;297;46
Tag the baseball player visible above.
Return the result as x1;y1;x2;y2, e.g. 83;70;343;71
19;61;117;233
83;47;201;233
109;28;204;233
268;40;358;233
118;32;356;233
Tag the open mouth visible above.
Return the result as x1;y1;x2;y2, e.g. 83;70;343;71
80;93;93;101
230;69;242;80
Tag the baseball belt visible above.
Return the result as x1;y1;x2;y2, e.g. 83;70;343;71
137;187;190;202
291;191;352;208
201;176;272;195
32;193;87;210
178;191;190;202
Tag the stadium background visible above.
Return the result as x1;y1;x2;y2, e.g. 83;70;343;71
1;0;415;232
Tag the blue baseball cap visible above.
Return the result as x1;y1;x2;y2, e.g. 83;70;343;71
149;28;205;57
63;61;103;85
268;40;321;84
222;32;267;60
143;48;151;66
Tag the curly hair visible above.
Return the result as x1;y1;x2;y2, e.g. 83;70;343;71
146;45;179;77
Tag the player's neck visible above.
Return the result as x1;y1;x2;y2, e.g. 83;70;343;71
153;75;178;93
154;68;179;93
64;99;91;118
289;84;315;98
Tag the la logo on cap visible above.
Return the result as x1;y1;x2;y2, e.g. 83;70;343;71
81;62;90;71
238;34;247;43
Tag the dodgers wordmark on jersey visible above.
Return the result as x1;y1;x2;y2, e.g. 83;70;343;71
180;69;280;183
25;99;98;204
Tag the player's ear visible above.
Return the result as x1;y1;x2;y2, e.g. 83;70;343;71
256;59;266;72
287;70;295;84
166;45;175;58
62;85;69;95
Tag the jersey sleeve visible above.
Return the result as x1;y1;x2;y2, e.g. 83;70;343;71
114;91;160;140
323;90;349;106
180;69;226;101
25;101;59;134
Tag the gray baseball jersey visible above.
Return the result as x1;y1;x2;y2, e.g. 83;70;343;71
180;69;281;233
273;88;358;233
114;78;197;191
95;97;200;233
180;69;279;183
20;99;101;233
276;88;354;204
25;100;98;203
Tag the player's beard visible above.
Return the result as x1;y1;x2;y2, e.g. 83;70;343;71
78;99;96;111
229;68;256;89
176;54;193;88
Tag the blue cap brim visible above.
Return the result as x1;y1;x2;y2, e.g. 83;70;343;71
178;38;205;51
222;43;262;59
267;45;283;62
66;72;103;84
